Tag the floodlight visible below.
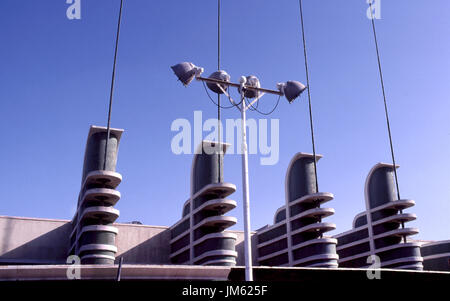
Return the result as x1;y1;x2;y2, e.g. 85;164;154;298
277;80;307;103
206;70;231;94
239;75;260;98
171;62;204;86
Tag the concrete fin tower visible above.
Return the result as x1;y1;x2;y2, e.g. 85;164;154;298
335;163;423;270
68;126;124;264
169;141;238;266
256;153;338;267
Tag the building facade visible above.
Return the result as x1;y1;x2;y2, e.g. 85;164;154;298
68;126;123;264
421;240;450;272
256;153;338;268
169;141;238;266
1;128;449;273
334;163;423;270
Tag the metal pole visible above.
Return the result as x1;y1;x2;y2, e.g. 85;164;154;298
298;0;319;193
196;77;283;95
368;1;406;243
103;0;124;170
116;257;123;281
217;0;222;183
240;91;253;281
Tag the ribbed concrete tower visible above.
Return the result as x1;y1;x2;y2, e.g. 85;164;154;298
170;141;238;266
256;153;338;267
335;163;423;270
68;125;123;264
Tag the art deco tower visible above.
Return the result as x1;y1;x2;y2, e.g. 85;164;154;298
68;126;123;264
335;163;423;270
256;153;338;267
170;141;238;266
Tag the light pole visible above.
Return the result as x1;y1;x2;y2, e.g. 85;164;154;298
239;81;253;281
171;62;306;281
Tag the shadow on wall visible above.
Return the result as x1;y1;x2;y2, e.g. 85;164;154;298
235;233;258;266
0;221;71;265
115;227;171;264
115;225;257;266
0;218;13;256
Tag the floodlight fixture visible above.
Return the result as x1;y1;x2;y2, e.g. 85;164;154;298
277;81;307;103
171;61;307;103
171;62;204;86
239;75;261;99
206;70;231;94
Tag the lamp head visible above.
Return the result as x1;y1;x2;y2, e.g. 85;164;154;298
206;70;231;94
171;62;204;86
240;75;260;98
278;81;307;103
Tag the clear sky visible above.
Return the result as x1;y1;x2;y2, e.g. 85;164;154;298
0;0;449;241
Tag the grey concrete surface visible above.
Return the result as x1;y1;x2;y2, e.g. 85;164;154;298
1;263;449;281
0;216;257;266
0;216;71;264
0;264;231;281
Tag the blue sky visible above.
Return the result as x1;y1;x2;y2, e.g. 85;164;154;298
0;0;449;241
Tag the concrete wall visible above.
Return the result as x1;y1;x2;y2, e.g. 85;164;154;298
114;224;171;264
114;223;257;266
0;216;257;266
0;216;71;264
